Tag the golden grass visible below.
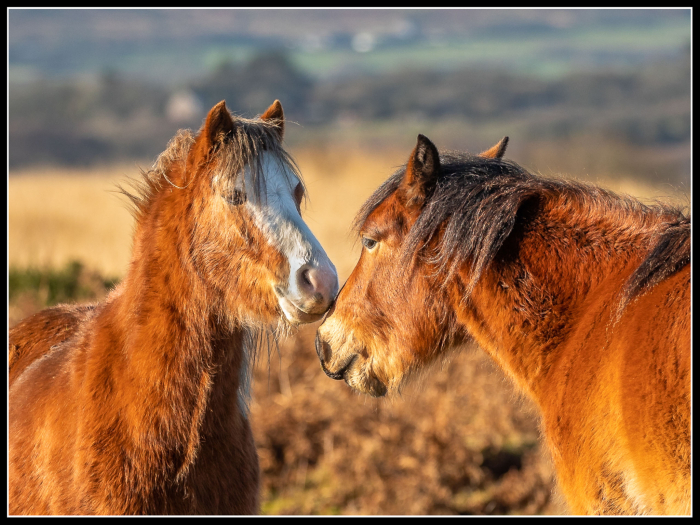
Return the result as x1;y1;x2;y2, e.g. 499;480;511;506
8;164;140;277
8;147;689;280
7;149;407;281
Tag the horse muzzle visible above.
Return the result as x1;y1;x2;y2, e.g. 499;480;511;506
314;331;388;397
315;333;351;380
275;261;338;325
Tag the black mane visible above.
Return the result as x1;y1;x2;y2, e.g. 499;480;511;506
355;152;689;305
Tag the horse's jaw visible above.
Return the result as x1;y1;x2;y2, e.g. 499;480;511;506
314;327;389;398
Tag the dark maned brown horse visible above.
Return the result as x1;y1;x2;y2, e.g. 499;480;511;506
9;100;338;515
316;134;690;515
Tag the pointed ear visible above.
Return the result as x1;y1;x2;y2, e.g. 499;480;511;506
202;100;235;149
479;136;509;159
260;99;285;140
398;134;441;209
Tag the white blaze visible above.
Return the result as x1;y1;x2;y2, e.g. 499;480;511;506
243;153;336;320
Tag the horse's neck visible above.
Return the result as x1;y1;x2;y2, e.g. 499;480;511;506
453;196;661;397
93;214;248;461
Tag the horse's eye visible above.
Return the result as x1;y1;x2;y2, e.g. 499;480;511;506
362;237;378;250
225;189;246;206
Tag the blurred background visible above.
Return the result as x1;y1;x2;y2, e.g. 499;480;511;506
8;8;691;515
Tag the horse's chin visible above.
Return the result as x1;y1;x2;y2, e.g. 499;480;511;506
344;368;388;398
315;329;389;397
277;296;324;325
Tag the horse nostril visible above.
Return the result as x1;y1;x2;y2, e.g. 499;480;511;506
314;332;326;360
301;268;313;288
315;333;352;381
298;266;319;296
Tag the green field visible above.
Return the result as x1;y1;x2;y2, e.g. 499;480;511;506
293;19;690;80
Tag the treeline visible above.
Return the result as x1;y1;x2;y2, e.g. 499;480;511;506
9;49;689;168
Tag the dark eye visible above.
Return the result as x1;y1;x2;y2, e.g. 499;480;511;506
362;237;378;250
225;189;246;206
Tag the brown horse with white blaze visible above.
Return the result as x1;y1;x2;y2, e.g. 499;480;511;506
315;134;690;515
9;99;338;514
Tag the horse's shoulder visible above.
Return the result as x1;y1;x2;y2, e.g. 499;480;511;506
625;262;690;337
9;303;96;385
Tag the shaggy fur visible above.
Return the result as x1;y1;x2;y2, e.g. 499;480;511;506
317;134;690;515
9;100;311;515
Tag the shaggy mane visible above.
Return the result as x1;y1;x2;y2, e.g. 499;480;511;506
355;152;690;308
117;115;303;220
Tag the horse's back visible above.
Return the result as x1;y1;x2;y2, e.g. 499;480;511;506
616;263;690;515
9;305;94;514
9;303;95;386
547;263;690;515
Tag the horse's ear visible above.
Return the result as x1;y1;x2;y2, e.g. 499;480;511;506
399;134;441;209
479;136;509;159
202;100;235;148
260;99;285;140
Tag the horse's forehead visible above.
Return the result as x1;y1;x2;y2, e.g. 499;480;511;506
246;152;298;198
361;192;406;233
264;155;298;190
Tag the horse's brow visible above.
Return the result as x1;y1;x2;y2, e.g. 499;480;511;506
361;224;386;240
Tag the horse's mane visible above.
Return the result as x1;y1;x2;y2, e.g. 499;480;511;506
355;152;689;307
118;116;303;220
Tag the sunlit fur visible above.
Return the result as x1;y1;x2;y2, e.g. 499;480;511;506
9;100;333;515
316;135;690;515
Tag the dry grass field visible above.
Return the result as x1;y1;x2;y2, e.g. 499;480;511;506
7;145;689;515
8;149;405;283
8;146;687;283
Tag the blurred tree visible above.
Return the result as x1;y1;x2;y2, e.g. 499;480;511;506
9;71;171;167
8;47;688;176
192;51;312;119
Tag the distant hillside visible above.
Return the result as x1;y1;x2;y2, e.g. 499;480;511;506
8;9;690;187
9;9;690;82
9;47;689;182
